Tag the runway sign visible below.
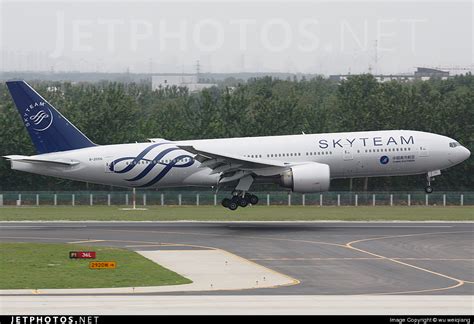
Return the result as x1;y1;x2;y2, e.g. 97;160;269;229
69;251;96;259
89;261;116;269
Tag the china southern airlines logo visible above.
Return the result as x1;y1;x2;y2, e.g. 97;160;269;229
109;143;195;187
380;155;390;165
23;101;53;132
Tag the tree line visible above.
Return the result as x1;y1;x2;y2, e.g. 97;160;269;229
0;74;472;191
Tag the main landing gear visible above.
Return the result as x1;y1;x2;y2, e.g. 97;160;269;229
221;193;259;210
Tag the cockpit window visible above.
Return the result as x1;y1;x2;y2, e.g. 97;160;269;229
449;142;460;148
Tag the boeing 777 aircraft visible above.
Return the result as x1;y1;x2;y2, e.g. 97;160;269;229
4;81;471;210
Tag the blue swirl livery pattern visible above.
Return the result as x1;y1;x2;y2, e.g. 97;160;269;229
110;143;195;187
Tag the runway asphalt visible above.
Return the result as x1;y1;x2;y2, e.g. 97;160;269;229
1;221;473;295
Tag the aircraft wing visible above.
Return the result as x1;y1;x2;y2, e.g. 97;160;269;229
4;155;80;166
177;145;289;183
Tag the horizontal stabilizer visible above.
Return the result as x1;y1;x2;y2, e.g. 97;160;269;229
4;155;80;166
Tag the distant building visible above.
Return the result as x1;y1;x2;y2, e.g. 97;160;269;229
151;74;216;92
414;67;449;80
329;67;450;83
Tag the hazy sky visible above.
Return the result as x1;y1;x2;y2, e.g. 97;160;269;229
1;0;472;75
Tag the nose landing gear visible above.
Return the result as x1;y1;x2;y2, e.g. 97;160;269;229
424;170;441;194
424;184;433;194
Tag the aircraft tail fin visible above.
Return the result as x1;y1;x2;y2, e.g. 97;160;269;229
6;81;96;154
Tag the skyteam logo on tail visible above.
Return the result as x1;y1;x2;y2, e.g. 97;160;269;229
23;101;53;132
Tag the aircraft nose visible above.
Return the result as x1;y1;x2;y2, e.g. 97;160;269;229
460;146;471;161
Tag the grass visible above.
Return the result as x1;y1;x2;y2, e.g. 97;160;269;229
0;206;472;221
0;242;191;289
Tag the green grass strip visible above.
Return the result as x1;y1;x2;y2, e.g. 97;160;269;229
0;242;191;289
0;206;472;221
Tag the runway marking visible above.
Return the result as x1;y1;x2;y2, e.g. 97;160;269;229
0;236;214;251
124;243;202;248
0;226;87;229
68;239;106;244
250;257;381;261
345;231;473;295
230;230;473;294
321;225;454;229
249;257;474;261
102;228;347;248
393;258;474;261
0;236;87;241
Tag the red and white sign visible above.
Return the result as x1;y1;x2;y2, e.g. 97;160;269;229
69;251;96;259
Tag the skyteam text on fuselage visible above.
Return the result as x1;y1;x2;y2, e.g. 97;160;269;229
4;81;471;210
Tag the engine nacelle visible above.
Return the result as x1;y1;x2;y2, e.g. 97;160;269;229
280;162;330;193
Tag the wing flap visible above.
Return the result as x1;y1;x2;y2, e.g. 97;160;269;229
177;145;289;183
178;145;287;169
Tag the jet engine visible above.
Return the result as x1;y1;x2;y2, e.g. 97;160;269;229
280;162;330;193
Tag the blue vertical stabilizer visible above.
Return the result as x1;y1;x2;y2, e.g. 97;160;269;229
6;81;96;154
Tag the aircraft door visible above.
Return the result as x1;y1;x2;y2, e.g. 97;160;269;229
419;146;429;157
343;148;353;160
105;157;115;173
342;146;356;176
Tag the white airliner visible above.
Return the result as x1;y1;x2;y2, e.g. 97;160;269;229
4;81;471;210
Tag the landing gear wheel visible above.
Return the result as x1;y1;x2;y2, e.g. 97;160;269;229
249;195;259;205
238;197;249;207
424;186;433;194
228;201;238;211
221;198;231;208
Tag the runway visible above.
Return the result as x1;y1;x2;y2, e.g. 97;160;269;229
1;221;473;296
